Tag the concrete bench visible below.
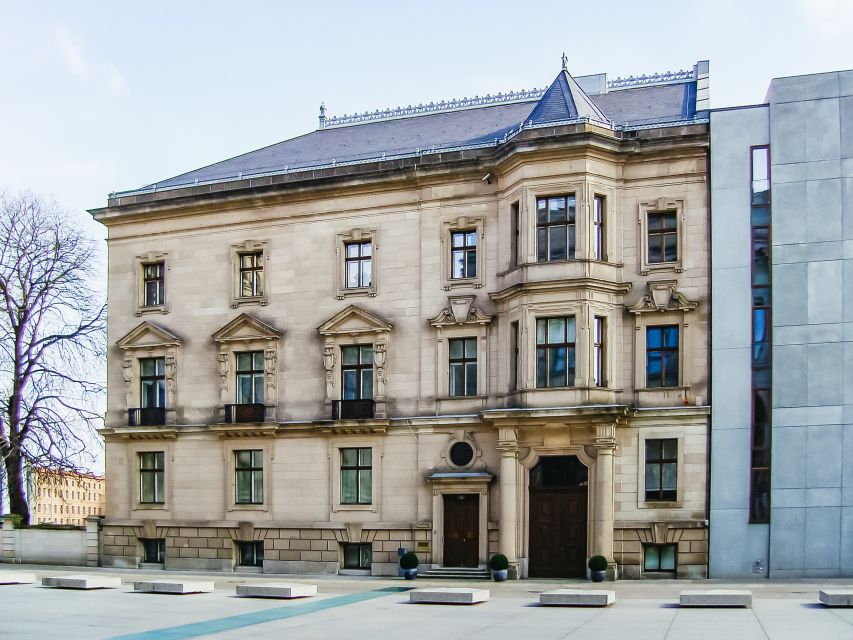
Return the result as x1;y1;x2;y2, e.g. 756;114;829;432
0;571;37;585
540;589;615;607
409;587;489;605
680;590;752;607
236;583;318;599
819;590;853;607
133;580;214;594
42;575;122;590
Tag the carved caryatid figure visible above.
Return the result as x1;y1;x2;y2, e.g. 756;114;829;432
323;343;336;401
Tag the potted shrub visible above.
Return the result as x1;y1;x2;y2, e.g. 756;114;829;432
489;553;509;581
588;555;608;582
400;551;418;580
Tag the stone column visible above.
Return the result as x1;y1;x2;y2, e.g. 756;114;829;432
497;428;519;579
593;424;617;578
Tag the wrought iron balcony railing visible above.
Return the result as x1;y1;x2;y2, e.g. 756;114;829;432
225;403;266;424
128;407;166;427
332;399;375;420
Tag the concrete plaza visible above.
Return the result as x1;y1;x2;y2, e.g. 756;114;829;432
2;565;853;639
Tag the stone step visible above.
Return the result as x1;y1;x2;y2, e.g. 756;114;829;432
0;571;37;585
540;589;615;607
236;583;318;599
410;587;490;604
42;575;122;590
680;590;752;607
133;580;214;594
819;589;853;607
421;568;491;580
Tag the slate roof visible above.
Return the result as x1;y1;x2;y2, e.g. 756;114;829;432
124;67;705;195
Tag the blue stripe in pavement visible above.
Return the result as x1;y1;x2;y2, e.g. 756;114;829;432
110;586;412;640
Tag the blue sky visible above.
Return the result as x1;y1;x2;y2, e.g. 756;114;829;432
1;0;851;236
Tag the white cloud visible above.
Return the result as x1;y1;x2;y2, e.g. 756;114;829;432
55;24;89;77
799;0;853;39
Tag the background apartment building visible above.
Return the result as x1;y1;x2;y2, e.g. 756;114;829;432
92;60;711;579
29;468;105;527
710;69;853;578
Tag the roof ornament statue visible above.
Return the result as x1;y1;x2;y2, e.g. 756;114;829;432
561;52;568;71
319;102;327;129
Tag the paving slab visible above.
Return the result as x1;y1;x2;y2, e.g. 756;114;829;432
539;588;615;606
133;579;215;594
680;589;752;607
819;589;853;606
409;587;490;604
236;583;318;598
0;571;37;585
41;574;122;590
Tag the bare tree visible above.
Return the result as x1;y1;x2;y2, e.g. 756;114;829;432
0;192;106;524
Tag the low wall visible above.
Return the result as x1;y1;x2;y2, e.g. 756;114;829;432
1;515;100;566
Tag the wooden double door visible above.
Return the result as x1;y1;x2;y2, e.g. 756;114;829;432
443;493;479;567
528;486;588;578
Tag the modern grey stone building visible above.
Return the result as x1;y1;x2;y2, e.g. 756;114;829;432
710;69;853;577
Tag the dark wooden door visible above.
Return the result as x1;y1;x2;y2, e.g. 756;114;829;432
443;494;479;567
528;487;587;578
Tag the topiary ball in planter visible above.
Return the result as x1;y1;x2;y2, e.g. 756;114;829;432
489;553;509;581
400;551;419;580
587;555;608;582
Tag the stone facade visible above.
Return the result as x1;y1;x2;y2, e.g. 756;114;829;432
92;63;711;579
29;468;105;527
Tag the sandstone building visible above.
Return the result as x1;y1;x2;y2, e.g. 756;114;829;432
91;60;711;578
29;468;105;527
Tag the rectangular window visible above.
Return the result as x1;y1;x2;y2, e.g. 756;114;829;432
536;317;576;388
239;251;264;298
536;195;576;261
593;195;605;261
235;450;263;504
238;541;264;567
142;262;165;307
593;316;606;387
643;544;676;572
140;358;166;408
509;321;519;392
451;230;477;279
236;352;264;404
142;538;165;563
345;241;372;288
645;438;677;501
342;543;372;569
750;145;772;523
646;326;679;388
342;345;373;400
647;212;678;264
341;447;372;505
510;201;520;267
449;337;477;397
139;452;165;504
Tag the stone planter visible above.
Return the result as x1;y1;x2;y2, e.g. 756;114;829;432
491;569;508;582
590;570;607;583
403;568;418;580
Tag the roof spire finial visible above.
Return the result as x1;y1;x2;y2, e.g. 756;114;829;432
319;102;326;129
561;52;568;71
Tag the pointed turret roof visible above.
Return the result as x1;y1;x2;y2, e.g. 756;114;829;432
527;66;609;126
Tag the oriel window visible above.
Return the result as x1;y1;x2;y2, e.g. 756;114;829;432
645;438;677;501
140;358;166;408
345;241;372;288
536;195;576;261
142;262;165;306
139;452;165;503
235;450;263;504
239;251;264;298
646;326;679;388
593;195;605;261
451;230;477;279
342;345;373;400
341;447;372;505
536;317;576;388
647;212;678;263
449;337;477;397
236;351;264;404
592;316;606;387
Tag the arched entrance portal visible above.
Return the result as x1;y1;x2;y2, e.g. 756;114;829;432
528;455;588;578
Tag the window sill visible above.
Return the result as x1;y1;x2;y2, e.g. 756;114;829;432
132;504;168;511
135;305;168;317
333;503;376;513
636;386;689;392
336;287;376;299
640;261;682;276
228;504;268;512
437;394;487;401
442;278;483;291
640;500;682;509
230;296;268;308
